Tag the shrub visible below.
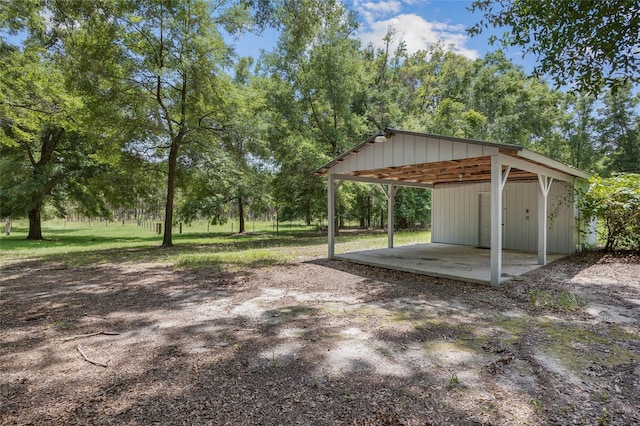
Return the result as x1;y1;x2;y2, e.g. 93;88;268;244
577;173;640;251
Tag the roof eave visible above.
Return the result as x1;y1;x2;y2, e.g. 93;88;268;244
314;129;525;176
519;148;590;180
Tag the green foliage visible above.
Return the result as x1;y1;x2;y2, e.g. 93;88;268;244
598;408;611;426
3;0;638;237
0;218;429;268
340;182;387;229
45;320;70;332
470;0;640;93
597;83;640;175
578;173;640;251
52;0;277;246
262;0;372;224
175;249;285;271
562;93;599;172
467;51;565;147
394;188;431;230
0;39;123;238
177;65;274;231
271;137;327;225
447;372;461;390
529;398;541;411
529;289;581;311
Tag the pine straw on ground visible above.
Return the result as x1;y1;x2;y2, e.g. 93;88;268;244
1;251;639;425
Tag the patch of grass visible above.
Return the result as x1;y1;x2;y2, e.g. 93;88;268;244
538;321;639;376
413;318;483;348
175;249;287;271
334;230;431;254
1;220;315;266
270;350;280;368
598;408;611;425
529;398;541;411
392;311;415;322
2;219;432;275
498;314;639;380
275;305;317;319
529;289;581;311
46;320;70;331
447;372;461;389
0;219;320;257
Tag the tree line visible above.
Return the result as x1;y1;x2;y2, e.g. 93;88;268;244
1;0;639;246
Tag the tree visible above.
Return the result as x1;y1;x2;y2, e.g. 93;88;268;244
263;0;369;224
596;83;640;174
394;187;431;230
469;0;640;93
464;51;568;153
561;93;599;172
0;41;115;239
60;0;273;247
429;98;486;139
177;59;273;232
400;44;475;122
363;27;408;130
222;58;273;233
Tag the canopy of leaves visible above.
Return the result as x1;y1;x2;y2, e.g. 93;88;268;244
0;40;125;237
596;83;640;174
469;0;640;93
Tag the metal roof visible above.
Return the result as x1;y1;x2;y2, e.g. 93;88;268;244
314;129;590;185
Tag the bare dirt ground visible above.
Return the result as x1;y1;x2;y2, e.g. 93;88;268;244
1;250;639;425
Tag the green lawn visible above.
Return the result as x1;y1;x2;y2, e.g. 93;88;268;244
0;219;431;270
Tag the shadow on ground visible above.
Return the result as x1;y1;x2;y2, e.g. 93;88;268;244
1;251;639;425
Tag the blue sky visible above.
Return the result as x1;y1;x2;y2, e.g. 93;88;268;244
232;0;534;72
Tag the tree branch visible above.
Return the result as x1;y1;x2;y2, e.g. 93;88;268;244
76;344;109;368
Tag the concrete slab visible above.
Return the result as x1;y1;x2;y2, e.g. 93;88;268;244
334;243;565;285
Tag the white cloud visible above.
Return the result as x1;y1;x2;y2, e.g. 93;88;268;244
357;13;479;59
362;1;402;14
354;0;402;25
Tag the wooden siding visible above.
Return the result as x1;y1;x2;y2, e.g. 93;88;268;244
331;133;500;175
432;180;575;254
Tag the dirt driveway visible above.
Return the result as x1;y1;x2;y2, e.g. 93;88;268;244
1;251;639;425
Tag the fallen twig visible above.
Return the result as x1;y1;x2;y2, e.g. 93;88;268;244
77;345;109;368
63;331;120;342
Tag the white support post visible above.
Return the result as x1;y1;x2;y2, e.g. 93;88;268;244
490;157;510;286
328;174;335;258
537;175;553;265
387;184;396;248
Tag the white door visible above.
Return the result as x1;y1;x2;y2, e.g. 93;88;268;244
479;193;491;248
479;192;505;248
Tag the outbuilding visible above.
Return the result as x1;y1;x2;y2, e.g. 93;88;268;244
314;129;592;285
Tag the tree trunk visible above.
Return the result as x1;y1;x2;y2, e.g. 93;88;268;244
238;197;245;233
27;204;43;240
162;141;179;248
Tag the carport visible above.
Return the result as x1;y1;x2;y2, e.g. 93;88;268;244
314;129;591;285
